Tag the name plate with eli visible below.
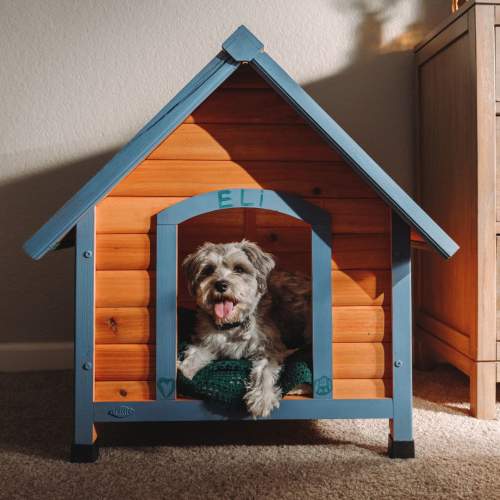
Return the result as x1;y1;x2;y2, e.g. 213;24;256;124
156;188;330;226
217;189;265;209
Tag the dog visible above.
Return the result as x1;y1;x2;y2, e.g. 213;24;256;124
178;240;311;418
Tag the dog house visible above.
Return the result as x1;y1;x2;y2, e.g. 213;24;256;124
24;26;458;462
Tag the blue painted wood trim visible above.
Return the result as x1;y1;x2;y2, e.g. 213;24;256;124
23;53;239;261
156;224;178;400
157;189;330;227
134;51;234;138
94;398;393;422
311;223;333;398
390;212;413;442
74;208;95;445
222;25;264;62
250;52;459;260
157;188;333;403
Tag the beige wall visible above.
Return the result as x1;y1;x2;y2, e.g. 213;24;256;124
0;0;450;345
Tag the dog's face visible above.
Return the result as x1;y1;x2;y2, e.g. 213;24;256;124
182;240;275;327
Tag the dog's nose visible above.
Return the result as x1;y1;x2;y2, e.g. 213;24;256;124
214;280;229;293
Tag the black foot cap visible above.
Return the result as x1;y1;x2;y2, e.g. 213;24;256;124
388;436;415;459
70;443;99;463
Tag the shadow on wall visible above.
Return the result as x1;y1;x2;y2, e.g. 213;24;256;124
303;0;450;190
0;151;116;343
1;0;450;344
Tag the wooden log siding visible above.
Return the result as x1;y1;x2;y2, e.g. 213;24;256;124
94;378;392;402
109;160;377;198
96;197;390;234
94;65;393;401
95;270;391;308
147;124;343;162
95;306;391;345
95;343;391;381
186;89;307;124
95;233;390;271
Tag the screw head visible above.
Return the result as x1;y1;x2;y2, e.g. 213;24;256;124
83;250;92;258
83;361;92;371
394;360;403;368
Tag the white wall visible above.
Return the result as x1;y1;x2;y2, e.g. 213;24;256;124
0;0;450;349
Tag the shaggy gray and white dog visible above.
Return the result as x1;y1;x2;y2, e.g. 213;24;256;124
178;240;311;418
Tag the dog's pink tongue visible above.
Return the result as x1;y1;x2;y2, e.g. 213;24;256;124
214;301;234;319
223;300;234;317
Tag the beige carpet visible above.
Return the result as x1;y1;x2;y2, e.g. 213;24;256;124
0;366;499;500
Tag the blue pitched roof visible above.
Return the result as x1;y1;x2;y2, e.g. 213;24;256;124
23;25;459;260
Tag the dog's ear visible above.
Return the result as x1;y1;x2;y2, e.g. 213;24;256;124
182;242;217;296
181;251;198;296
240;240;275;293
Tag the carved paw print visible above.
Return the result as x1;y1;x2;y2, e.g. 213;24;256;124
314;376;332;396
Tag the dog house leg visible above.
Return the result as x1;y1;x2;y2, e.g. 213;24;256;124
71;426;99;463
388;213;415;459
71;209;99;463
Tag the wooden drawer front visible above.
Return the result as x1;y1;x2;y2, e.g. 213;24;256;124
497;236;500;343
496;27;500;105
496;117;500;220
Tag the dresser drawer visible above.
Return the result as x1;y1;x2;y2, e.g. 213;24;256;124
497;117;500;220
497;237;500;348
496;27;500;103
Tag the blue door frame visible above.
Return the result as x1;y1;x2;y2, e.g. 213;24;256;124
155;189;333;401
72;198;412;449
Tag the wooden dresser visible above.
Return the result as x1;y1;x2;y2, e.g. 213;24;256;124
415;0;499;418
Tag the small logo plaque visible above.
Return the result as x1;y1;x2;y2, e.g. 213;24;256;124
108;406;135;419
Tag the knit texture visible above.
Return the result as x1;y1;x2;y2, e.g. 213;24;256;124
177;309;312;407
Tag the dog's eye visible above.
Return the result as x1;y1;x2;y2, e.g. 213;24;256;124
200;265;215;277
233;265;246;274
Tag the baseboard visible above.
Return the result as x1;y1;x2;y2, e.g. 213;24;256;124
0;342;73;372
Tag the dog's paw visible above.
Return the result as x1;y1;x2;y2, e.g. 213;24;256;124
244;387;281;418
177;359;198;380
